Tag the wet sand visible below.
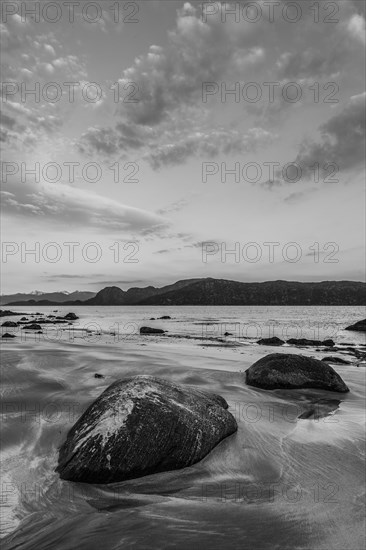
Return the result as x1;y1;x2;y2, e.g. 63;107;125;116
1;335;365;550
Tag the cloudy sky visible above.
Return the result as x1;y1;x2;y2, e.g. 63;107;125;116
1;0;365;293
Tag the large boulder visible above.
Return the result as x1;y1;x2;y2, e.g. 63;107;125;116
245;353;349;392
56;375;237;484
345;319;366;332
140;326;165;334
1;321;18;327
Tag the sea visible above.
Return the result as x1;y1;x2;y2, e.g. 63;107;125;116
1;306;365;550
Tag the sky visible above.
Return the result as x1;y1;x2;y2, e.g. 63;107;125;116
0;0;365;293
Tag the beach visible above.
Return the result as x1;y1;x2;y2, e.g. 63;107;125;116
1;306;365;550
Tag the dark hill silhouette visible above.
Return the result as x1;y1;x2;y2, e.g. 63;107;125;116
6;279;366;306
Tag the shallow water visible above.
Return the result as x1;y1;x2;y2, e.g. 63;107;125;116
1;307;365;549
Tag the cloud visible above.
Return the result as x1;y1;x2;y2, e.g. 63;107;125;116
347;13;366;45
295;92;366;177
76;1;364;169
1;180;167;233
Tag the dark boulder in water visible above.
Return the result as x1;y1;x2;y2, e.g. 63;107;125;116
1;321;18;327
22;323;42;330
0;310;26;317
245;353;349;392
56;375;237;484
257;337;285;346
287;338;334;347
159;316;171;320
63;312;79;320
2;333;16;338
345;319;366;332
140;326;165;334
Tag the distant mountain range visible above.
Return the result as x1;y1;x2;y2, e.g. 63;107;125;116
4;279;366;306
1;291;95;306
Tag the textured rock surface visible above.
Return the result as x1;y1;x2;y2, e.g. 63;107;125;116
345;319;366;332
245;353;349;392
56;375;237;484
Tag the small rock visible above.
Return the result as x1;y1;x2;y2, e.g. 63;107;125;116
287;338;334;347
140;326;165;334
22;323;42;330
159;316;171;320
257;337;285;346
94;373;104;379
224;332;233;336
64;312;79;320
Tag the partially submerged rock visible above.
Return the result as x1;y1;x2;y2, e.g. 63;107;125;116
257;337;285;346
0;310;26;317
245;353;349;392
22;323;42;330
287;338;335;347
2;333;16;338
345;319;366;332
1;321;18;327
140;326;165;334
56;375;237;484
64;312;79;320
159;316;171;320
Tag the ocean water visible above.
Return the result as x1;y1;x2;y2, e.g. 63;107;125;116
2;304;366;345
1;306;365;549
